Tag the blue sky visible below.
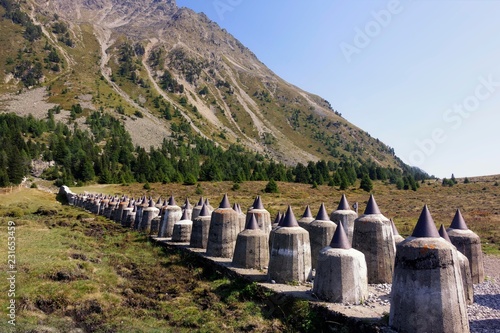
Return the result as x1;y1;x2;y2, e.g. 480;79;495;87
176;0;500;178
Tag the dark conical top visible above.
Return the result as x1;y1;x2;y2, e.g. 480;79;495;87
156;197;162;205
127;200;134;208
364;194;381;214
438;224;451;242
273;212;282;225
315;203;330;221
197;197;204;206
232;203;238;212
391;219;400;236
450;209;468;230
236;203;243;215
411;205;440;238
301;205;313;218
180;209;189;221
204;198;210;206
253;196;265;210
199;203;210;217
148;199;155;207
168;195;176;206
219;194;231;209
281;206;299;227
245;213;260;230
337;194;351;211
330;220;351;249
184;198;192;209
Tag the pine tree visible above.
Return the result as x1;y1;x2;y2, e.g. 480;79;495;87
360;173;373;192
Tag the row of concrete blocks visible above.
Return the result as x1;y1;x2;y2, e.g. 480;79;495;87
70;190;481;333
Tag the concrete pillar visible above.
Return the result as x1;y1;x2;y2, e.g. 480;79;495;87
352;194;395;284
181;198;193;220
172;209;193;243
150;216;161;236
204;198;214;212
125;205;137;229
390;205;469;333
190;203;212;249
158;195;182;238
246;196;271;236
133;196;147;230
232;213;269;269
439;224;473;305
114;198;129;223
206;194;242;258
192;197;204;220
120;200;134;227
233;203;245;231
155;197;163;210
313;222;368;304
298;205;314;230
330;194;358;244
141;199;160;234
308;203;337;270
99;196;109;216
447;209;484;284
268;205;312;283
391;219;405;246
103;196;118;219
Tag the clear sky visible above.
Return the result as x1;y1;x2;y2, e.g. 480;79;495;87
176;0;500;178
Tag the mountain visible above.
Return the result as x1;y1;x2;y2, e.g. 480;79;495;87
0;0;419;180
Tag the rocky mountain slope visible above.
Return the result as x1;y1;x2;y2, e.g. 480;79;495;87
0;0;404;170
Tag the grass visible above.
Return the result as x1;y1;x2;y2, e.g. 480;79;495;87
0;178;499;332
72;176;500;255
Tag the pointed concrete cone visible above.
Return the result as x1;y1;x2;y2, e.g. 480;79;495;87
352;195;395;284
190;203;212;249
272;212;282;229
206;194;242;258
204;198;214;212
268;205;312;283
298;205;315;229
182;198;193;220
313;222;368;304
155;197;163;209
172;209;193;243
140;199;160;234
447;209;484;283
191;197;204;220
158;196;182;238
440;224;474;305
330;194;358;243
389;206;470;333
391;219;405;246
233;213;269;269
246;196;272;238
308;203;337;269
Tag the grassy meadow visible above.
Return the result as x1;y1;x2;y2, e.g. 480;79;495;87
0;177;499;332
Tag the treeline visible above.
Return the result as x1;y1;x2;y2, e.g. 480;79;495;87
0;112;428;189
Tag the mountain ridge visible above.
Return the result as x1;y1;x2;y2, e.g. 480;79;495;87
0;0;414;175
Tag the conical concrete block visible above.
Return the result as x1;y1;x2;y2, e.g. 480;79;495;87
389;206;469;333
232;214;269;269
308;203;337;270
206;194;242;258
352;195;395;283
313;223;368;304
298;205;315;229
246;196;272;237
172;210;192;243
268;206;312;283
330;194;358;243
190;203;212;249
447;209;484;283
158;200;182;238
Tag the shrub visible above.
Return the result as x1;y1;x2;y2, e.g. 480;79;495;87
264;179;279;193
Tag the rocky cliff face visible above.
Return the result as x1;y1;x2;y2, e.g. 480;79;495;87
2;0;400;168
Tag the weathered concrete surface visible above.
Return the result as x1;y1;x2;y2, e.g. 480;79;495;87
172;211;193;243
268;226;312;283
232;215;269;269
206;195;242;258
313;222;368;304
189;204;212;249
120;201;134;227
158;198;182;238
313;248;368;304
308;203;337;270
298;205;314;230
352;196;395;284
390;237;469;333
246;196;272;236
140;200;160;234
330;195;357;243
447;228;485;284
